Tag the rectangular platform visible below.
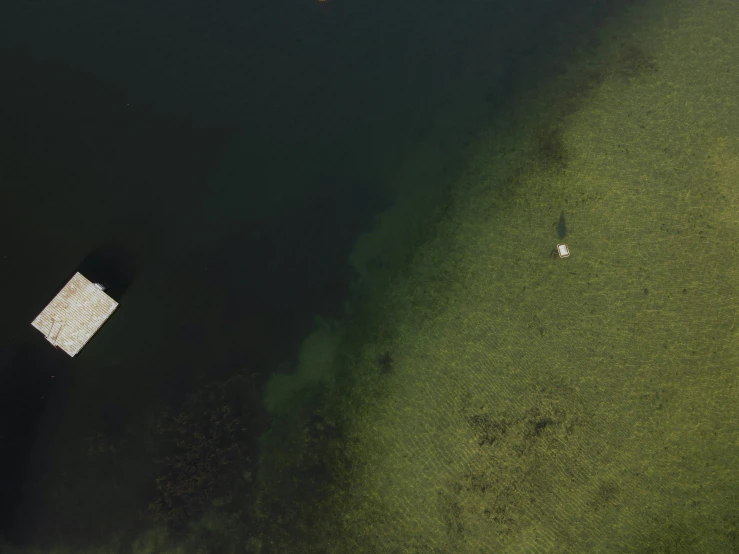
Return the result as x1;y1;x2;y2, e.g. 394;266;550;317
31;272;118;357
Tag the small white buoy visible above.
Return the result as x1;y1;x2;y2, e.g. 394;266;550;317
556;243;570;258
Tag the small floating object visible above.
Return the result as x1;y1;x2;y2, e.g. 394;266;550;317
556;243;570;258
31;272;118;357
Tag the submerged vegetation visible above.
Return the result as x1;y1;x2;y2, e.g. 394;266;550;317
255;389;354;552
148;377;254;533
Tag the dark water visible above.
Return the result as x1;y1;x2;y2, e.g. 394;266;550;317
0;0;637;549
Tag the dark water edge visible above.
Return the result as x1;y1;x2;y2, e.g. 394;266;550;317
0;47;386;547
0;0;643;550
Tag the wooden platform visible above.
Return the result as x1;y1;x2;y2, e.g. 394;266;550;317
31;272;118;357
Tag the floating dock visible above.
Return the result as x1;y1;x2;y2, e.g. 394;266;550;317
31;272;118;357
